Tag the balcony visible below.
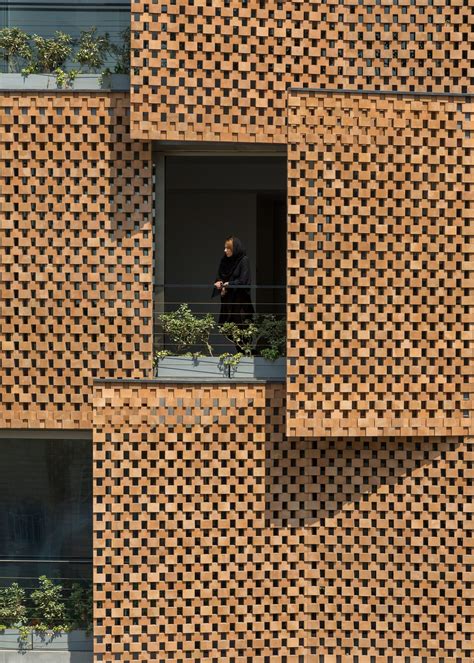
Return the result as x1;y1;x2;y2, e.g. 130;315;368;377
153;284;286;381
0;0;130;85
152;151;287;381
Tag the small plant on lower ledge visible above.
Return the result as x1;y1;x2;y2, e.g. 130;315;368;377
0;576;93;647
154;349;172;366
0;582;27;631
219;351;244;369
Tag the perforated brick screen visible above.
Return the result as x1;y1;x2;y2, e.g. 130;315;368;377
93;382;305;661
0;93;154;428
287;92;472;438
130;0;473;142
304;432;472;660
93;382;472;661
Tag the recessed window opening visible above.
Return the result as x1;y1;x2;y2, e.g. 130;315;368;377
0;434;92;597
154;152;287;359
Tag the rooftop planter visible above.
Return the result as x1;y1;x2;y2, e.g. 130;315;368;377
0;26;130;90
0;72;129;90
154;355;286;380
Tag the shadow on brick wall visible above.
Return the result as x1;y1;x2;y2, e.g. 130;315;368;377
263;406;470;659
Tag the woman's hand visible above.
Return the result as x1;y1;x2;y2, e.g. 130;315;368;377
214;280;223;290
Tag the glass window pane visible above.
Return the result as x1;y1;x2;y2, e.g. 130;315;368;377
0;436;92;583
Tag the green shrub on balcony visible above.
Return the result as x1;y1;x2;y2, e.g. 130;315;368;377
154;305;286;371
0;25;130;87
158;304;216;358
0;583;27;630
21;31;76;87
0;27;32;73
0;576;93;639
75;28;111;73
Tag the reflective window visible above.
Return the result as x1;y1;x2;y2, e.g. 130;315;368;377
0;436;92;584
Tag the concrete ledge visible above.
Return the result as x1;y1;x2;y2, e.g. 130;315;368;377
95;377;286;384
0;653;92;662
0;73;129;91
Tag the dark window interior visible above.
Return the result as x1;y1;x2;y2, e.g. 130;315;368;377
0;436;92;586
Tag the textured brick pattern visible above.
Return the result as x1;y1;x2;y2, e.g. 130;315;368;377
93;382;473;661
287;93;473;438
130;0;474;142
93;382;304;662
0;93;153;429
304;434;472;661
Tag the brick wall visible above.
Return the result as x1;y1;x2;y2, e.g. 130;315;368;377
93;381;472;661
93;382;304;661
287;92;472;438
130;0;473;142
0;93;154;429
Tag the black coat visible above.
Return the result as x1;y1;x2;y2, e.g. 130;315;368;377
213;255;254;326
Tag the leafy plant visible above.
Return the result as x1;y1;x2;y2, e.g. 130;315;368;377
260;347;281;361
257;315;286;360
99;25;130;85
159;304;215;356
67;583;93;634
22;32;76;87
26;32;73;72
54;67;78;88
0;27;32;72
154;349;171;365
219;320;258;357
18;624;31;644
31;576;67;630
0;583;27;627
111;26;130;74
75;27;111;72
219;352;243;369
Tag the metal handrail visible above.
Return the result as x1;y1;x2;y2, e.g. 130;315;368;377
153;283;286;364
155;283;286;289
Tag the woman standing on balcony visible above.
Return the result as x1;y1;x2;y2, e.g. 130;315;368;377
213;236;254;326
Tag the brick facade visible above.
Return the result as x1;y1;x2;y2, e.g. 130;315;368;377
287;92;472;438
130;0;474;142
93;382;473;662
0;1;472;658
0;93;154;429
93;382;304;661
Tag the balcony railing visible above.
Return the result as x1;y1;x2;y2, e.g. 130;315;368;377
153;284;286;379
0;570;93;652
